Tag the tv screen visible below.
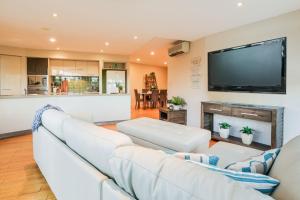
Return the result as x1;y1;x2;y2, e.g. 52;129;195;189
208;37;286;94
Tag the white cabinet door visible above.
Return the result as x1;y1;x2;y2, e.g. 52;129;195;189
87;61;99;76
63;60;76;76
50;59;64;76
75;61;87;76
0;55;22;95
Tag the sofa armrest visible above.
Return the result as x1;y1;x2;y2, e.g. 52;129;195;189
33;127;108;200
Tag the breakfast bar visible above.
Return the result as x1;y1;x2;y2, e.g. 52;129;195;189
0;94;131;136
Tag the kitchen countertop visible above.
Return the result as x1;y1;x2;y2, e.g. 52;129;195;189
0;93;130;99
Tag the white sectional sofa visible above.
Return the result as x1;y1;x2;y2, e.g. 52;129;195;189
33;109;300;200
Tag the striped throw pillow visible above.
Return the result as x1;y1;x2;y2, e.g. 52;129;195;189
174;153;219;166
226;148;281;174
190;161;280;195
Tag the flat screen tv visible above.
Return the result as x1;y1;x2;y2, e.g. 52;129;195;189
208;37;286;94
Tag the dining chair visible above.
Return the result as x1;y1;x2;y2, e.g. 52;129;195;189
150;89;159;108
159;89;168;107
134;89;143;109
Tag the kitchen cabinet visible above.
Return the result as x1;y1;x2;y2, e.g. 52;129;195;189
87;61;99;76
75;61;87;76
50;59;64;76
64;60;76;76
0;55;22;95
27;57;48;75
50;59;99;76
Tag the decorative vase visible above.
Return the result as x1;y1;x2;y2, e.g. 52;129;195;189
219;128;230;139
241;133;253;145
172;105;181;110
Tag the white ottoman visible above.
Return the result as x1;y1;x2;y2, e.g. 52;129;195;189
117;117;211;153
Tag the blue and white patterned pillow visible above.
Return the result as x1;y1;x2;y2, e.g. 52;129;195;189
190;161;280;195
226;148;281;174
174;153;219;166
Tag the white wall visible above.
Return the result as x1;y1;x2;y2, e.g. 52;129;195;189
168;10;300;143
0;95;131;134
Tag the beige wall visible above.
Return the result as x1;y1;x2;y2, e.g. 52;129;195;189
168;10;300;143
128;62;167;107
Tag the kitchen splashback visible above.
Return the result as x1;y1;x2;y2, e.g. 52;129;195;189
51;76;99;93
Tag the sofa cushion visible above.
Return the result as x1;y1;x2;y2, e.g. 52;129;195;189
204;141;263;168
63;118;133;177
117;117;211;153
226;148;280;174
109;145;273;200
269;135;300;200
41;109;71;141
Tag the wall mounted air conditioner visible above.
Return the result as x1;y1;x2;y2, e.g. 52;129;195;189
168;41;190;57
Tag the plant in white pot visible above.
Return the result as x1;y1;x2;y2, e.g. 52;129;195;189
240;126;254;145
169;96;187;110
218;122;231;139
115;82;123;93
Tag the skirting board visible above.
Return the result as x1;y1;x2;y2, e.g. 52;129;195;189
0;130;31;140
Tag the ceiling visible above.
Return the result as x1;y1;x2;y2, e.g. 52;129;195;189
0;0;300;66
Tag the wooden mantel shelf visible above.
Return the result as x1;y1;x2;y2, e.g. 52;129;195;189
201;101;284;150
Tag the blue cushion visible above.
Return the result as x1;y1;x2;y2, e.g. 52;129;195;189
174;153;219;166
190;161;280;195
226;148;281;174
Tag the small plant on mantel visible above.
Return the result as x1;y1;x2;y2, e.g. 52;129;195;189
240;126;255;145
218;122;231;139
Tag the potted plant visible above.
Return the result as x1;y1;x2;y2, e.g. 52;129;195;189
115;82;123;93
218;122;231;138
240;126;254;145
169;96;187;110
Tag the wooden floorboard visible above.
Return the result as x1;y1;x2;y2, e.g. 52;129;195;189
0;108;215;200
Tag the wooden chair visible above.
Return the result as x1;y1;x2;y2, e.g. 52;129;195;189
134;89;143;109
150;89;159;108
159;89;168;107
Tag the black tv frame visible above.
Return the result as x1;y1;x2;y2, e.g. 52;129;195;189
208;37;286;94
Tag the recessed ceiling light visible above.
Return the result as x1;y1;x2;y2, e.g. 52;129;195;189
105;42;110;46
136;58;141;62
150;51;155;56
164;61;168;65
100;49;104;53
56;47;60;50
133;36;138;40
49;37;56;43
237;2;243;7
52;13;58;18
